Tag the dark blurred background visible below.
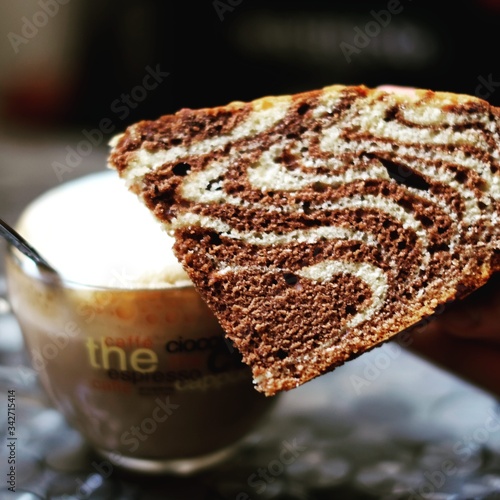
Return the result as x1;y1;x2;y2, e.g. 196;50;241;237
2;0;500;131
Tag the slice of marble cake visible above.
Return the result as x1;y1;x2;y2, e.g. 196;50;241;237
108;85;500;395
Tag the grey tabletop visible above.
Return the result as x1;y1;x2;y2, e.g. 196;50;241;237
0;132;499;499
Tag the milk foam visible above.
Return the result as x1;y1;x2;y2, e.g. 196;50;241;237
16;171;190;288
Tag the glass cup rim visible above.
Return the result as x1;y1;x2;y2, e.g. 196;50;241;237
6;244;194;293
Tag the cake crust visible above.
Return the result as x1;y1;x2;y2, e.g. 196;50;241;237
109;85;500;395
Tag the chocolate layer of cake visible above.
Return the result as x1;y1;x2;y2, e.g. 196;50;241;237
109;85;500;395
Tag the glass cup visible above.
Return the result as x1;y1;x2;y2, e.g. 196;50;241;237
5;249;276;475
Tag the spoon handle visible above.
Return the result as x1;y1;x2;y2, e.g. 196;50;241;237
0;218;56;272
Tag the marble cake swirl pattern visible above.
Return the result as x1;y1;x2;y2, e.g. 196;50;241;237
109;85;500;395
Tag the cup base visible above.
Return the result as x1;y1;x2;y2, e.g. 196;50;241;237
95;442;240;476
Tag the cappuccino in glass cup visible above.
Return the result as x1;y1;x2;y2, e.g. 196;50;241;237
6;171;275;474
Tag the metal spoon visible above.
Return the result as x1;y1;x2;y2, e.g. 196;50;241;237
0;217;57;274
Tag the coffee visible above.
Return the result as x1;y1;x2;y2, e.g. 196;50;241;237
6;171;275;473
13;170;190;288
